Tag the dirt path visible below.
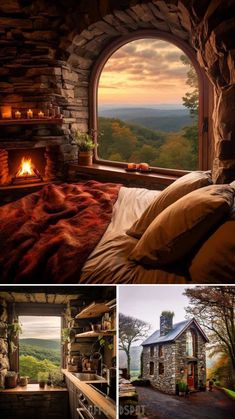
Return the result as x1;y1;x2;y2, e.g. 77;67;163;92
136;386;235;419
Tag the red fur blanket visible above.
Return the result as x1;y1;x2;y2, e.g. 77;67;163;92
0;181;121;283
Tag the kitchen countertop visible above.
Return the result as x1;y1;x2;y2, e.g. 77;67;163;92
62;369;116;419
0;383;68;393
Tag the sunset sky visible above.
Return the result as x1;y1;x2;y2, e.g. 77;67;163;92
98;38;193;107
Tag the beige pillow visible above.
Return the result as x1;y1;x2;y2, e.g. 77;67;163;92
189;204;235;283
127;171;212;239
129;185;234;267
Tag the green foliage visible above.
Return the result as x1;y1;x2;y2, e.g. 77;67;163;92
72;131;95;151
223;388;235;399
19;343;60;365
161;311;174;318
177;381;187;392
180;54;199;119
38;371;48;382
19;355;59;381
98;117;198;171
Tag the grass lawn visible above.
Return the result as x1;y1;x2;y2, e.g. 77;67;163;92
222;388;235;400
130;370;140;380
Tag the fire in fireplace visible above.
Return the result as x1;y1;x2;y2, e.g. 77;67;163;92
11;156;44;184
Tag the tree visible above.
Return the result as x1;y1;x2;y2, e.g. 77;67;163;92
184;286;235;388
180;54;199;119
19;355;59;380
119;313;150;377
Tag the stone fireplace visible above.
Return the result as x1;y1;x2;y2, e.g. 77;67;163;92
0;119;77;187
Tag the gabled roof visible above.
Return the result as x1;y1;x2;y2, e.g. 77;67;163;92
142;318;209;346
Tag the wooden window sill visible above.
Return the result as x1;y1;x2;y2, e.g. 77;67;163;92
68;163;178;188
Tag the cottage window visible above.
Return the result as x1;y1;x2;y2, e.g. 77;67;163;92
150;345;154;356
91;30;211;177
158;345;163;357
159;362;164;375
149;361;154;375
186;329;195;357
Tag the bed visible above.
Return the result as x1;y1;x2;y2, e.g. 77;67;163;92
0;172;234;284
81;186;188;284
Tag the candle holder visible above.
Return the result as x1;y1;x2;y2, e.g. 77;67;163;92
1;105;12;119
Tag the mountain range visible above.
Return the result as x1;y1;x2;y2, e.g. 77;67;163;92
98;107;194;132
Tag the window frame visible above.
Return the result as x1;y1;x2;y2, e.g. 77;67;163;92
186;329;196;357
158;344;163;358
149;361;154;376
159;362;164;375
90;29;212;178
9;303;66;380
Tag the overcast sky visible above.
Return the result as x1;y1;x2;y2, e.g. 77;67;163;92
98;38;194;106
119;285;196;345
19;316;61;340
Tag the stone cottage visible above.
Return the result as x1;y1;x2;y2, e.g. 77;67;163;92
142;312;209;394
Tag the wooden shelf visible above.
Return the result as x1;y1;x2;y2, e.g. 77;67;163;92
75;302;111;319
0;118;63;125
75;330;116;338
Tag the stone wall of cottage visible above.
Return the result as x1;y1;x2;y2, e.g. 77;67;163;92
142;325;207;394
0;297;10;388
142;342;177;394
175;325;207;388
0;1;235;183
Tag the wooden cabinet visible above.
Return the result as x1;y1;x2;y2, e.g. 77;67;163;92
0;388;69;419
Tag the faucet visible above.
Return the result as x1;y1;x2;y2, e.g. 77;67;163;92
102;363;110;387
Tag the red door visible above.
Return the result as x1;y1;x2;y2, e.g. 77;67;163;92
187;363;195;389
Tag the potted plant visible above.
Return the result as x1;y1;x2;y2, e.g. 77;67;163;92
38;372;48;389
5;371;18;389
73;131;95;166
178;380;187;396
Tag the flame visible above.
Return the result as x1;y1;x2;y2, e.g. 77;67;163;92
17;157;34;177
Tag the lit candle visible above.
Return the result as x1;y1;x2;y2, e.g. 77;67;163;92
27;109;33;119
15;110;21;119
38;111;44;118
1;105;12;119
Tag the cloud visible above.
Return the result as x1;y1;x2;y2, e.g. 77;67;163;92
98;38;196;104
19;316;61;339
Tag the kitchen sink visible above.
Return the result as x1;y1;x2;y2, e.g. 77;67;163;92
73;372;106;382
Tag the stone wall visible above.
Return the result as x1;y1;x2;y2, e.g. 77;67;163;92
142;343;177;394
0;297;9;388
142;323;207;394
0;1;235;182
175;325;207;389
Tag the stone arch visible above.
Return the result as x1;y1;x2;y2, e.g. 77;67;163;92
63;1;212;174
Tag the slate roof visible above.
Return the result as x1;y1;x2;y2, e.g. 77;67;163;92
142;318;209;346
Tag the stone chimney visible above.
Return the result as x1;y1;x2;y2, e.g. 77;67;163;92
160;312;174;336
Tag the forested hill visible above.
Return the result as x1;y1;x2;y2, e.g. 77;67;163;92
98;116;198;170
99;107;193;132
20;338;60;349
19;338;61;365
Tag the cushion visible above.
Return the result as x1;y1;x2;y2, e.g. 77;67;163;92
127;171;212;239
129;184;234;267
189;202;235;283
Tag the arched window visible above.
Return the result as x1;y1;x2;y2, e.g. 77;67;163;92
91;30;211;177
186;330;195;357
